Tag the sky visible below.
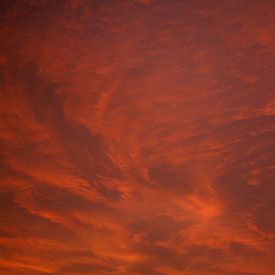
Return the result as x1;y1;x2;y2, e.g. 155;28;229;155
0;0;275;274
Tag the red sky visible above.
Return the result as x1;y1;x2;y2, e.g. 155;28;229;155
0;0;275;274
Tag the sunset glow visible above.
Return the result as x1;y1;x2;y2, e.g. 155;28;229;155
0;1;275;274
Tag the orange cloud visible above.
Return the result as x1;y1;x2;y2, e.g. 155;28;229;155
0;0;275;274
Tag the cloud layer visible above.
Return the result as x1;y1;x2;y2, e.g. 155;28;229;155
0;0;275;274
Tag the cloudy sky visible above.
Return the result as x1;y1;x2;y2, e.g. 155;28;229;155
0;0;275;274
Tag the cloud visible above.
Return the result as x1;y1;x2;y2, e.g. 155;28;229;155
0;0;275;274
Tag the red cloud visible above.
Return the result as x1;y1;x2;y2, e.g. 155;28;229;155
0;0;275;274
